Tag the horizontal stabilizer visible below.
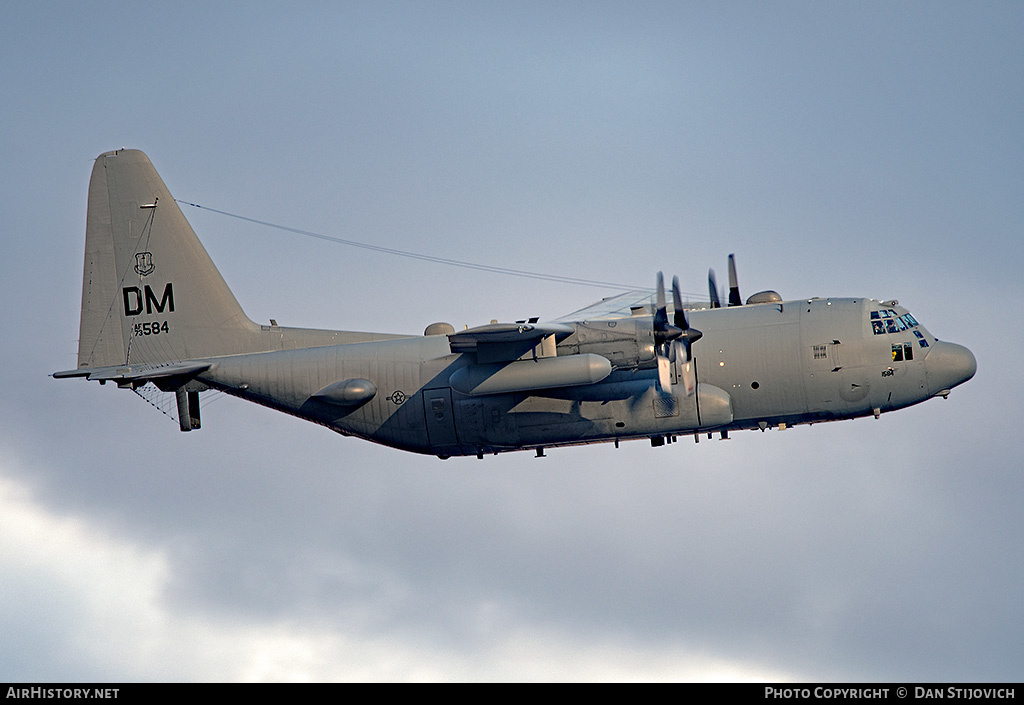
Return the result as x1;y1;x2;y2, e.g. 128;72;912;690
53;361;211;389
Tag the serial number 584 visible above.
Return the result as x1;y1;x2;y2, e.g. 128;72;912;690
133;321;169;336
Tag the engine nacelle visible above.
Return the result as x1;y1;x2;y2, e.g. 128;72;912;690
556;318;657;370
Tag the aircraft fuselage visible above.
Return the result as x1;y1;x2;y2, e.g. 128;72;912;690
196;296;973;458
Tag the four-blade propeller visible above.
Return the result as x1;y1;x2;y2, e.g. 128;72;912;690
653;272;702;396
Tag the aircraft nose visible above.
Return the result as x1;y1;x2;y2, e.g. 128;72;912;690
925;341;977;396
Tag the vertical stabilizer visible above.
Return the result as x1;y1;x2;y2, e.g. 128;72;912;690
76;149;259;369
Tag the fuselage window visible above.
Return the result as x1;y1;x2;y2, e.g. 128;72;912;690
892;344;904;362
904;343;914;361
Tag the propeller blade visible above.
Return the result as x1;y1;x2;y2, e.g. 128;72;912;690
672;275;686;329
728;253;742;307
679;356;696;397
654;272;681;393
654;271;668;330
672;274;702;360
653;272;682;350
657;353;672;392
708;268;721;308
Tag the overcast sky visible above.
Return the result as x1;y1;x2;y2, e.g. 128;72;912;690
1;1;1021;682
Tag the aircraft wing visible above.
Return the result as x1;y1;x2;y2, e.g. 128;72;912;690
554;289;655;322
554;287;713;323
448;322;574;363
53;361;212;389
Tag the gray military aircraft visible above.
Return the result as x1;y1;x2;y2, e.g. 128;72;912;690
55;150;976;458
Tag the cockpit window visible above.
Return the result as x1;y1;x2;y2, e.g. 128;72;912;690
891;343;915;362
872;308;921;336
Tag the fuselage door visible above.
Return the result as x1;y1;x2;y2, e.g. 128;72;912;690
423;388;459;449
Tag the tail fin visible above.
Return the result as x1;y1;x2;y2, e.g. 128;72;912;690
77;149;260;369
